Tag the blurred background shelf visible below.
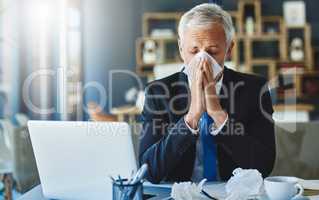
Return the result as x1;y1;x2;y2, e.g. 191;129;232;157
135;0;318;107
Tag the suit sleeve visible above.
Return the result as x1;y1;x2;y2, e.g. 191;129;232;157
215;79;276;178
138;85;197;184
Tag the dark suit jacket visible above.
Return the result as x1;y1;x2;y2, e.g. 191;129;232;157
139;67;276;184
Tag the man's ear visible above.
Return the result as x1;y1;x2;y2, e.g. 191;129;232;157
178;38;185;61
226;40;235;60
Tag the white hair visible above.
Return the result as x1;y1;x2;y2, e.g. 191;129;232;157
178;3;235;46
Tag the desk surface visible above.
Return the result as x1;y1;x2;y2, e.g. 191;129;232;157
17;184;171;200
18;183;319;200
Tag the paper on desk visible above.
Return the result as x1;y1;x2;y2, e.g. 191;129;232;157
202;178;319;200
203;168;264;200
299;179;319;190
171;179;208;200
309;196;319;200
299;179;319;200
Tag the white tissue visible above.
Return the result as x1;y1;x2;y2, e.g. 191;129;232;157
184;51;223;81
171;179;207;200
225;168;264;200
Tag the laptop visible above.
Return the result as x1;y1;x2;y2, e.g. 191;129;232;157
28;121;138;200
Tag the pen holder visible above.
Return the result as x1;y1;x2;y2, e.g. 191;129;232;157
112;179;143;200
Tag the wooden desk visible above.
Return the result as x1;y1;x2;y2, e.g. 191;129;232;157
16;183;319;200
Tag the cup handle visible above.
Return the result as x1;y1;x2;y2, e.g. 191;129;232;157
293;183;304;198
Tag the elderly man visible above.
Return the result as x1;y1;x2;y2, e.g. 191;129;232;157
139;3;275;183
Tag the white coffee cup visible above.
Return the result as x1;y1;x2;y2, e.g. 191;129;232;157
264;176;304;200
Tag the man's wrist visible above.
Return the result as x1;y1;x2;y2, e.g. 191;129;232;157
184;113;200;131
210;112;228;135
208;110;228;128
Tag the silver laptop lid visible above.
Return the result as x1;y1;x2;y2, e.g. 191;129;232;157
28;121;137;200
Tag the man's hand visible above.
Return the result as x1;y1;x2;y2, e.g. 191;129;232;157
202;59;228;128
185;59;206;130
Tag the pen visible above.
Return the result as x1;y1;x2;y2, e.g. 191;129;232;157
129;164;148;184
118;175;123;186
129;170;135;183
201;189;218;200
108;175;116;183
117;175;126;200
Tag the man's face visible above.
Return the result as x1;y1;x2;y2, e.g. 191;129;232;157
179;23;233;68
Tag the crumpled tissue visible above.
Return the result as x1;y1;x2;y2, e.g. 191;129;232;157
225;168;264;200
184;50;223;82
171;179;208;200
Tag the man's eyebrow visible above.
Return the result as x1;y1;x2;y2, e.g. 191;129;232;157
208;45;219;48
189;46;199;50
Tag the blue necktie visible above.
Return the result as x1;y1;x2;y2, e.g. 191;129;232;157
200;112;217;181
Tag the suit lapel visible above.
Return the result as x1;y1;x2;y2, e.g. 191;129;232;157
219;67;232;113
167;72;190;121
172;72;191;117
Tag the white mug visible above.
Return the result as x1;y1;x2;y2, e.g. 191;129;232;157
264;176;304;200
